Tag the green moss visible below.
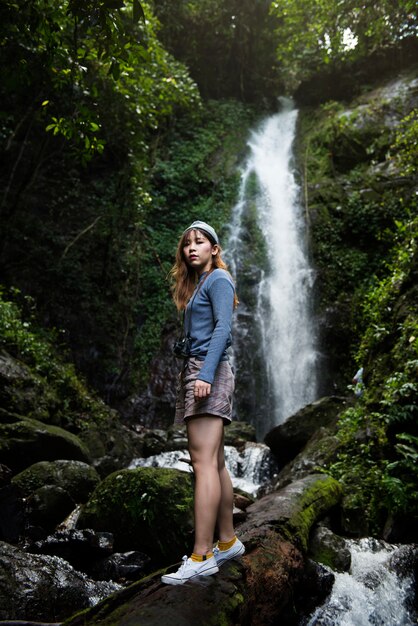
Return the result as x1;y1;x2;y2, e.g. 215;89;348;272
12;459;100;503
0;417;91;472
0;289;112;431
78;467;194;564
283;475;343;551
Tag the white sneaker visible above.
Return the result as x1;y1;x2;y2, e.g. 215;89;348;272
214;538;245;566
161;555;219;585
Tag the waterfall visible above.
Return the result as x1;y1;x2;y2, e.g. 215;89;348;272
305;538;416;625
226;100;318;438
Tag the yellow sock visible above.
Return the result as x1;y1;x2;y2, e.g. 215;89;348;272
191;551;214;562
218;536;236;551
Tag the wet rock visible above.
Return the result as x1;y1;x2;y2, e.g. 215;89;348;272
77;467;194;565
29;528;114;573
280;559;335;625
142;429;168;456
164;425;189;451
234;493;253;511
90;551;151;582
0;417;90;473
224;421;257;448
309;524;351;572
239;474;343;551
264;396;348;466
12;459;101;504
64;560;247;626
233;506;247;523
0;350;58;422
26;484;76;531
0;540;121;622
61;473;344;626
118;326;179;430
385;544;418;581
274;427;340;490
78;418;145;478
0;464;25;543
383;512;418;544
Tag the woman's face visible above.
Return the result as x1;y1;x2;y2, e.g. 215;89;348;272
183;229;217;275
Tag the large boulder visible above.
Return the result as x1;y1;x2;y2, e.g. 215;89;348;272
10;445;100;535
79;419;146;477
63;561;248;626
28;528;116;574
159;421;256;454
239;474;343;551
12;459;100;503
264;396;349;466
0;416;91;473
77;467;194;565
63;474;343;626
25;484;76;532
0;540;121;622
0;350;58;422
0;464;24;542
309;523;351;572
274;426;340;490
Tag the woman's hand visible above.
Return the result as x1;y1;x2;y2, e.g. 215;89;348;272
194;379;211;399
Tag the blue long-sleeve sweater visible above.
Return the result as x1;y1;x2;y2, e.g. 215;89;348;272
184;268;235;384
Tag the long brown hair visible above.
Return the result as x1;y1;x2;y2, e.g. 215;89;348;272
170;228;239;311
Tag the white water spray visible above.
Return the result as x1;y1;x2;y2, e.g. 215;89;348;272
227;100;318;435
306;538;416;625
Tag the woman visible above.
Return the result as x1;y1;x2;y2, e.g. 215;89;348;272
161;220;245;585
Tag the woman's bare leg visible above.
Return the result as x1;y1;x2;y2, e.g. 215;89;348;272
216;431;235;542
187;416;224;555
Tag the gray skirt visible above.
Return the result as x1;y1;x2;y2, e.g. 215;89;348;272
174;357;234;425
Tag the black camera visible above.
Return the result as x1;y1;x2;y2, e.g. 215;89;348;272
173;335;192;358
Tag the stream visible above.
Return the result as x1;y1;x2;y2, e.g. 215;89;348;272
304;538;416;625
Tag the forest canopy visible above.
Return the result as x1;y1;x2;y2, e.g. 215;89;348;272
1;0;416;401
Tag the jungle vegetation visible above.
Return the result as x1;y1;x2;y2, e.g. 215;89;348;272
1;0;417;534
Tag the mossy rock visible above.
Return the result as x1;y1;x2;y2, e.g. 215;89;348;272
26;485;76;531
275;427;340;489
224;421;256;448
12;459;100;503
63;561;246;626
309;524;351;572
239;474;343;552
78;467;194;564
0;417;91;473
0;350;60;423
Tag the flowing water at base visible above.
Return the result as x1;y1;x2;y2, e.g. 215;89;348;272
305;538;416;626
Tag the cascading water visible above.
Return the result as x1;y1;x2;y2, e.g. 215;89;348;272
304;539;416;625
226;100;318;438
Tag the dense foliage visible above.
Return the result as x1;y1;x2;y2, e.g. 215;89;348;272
151;0;283;102
298;85;418;532
0;0;200;399
270;0;417;90
0;286;111;430
329;215;417;534
1;0;417;540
